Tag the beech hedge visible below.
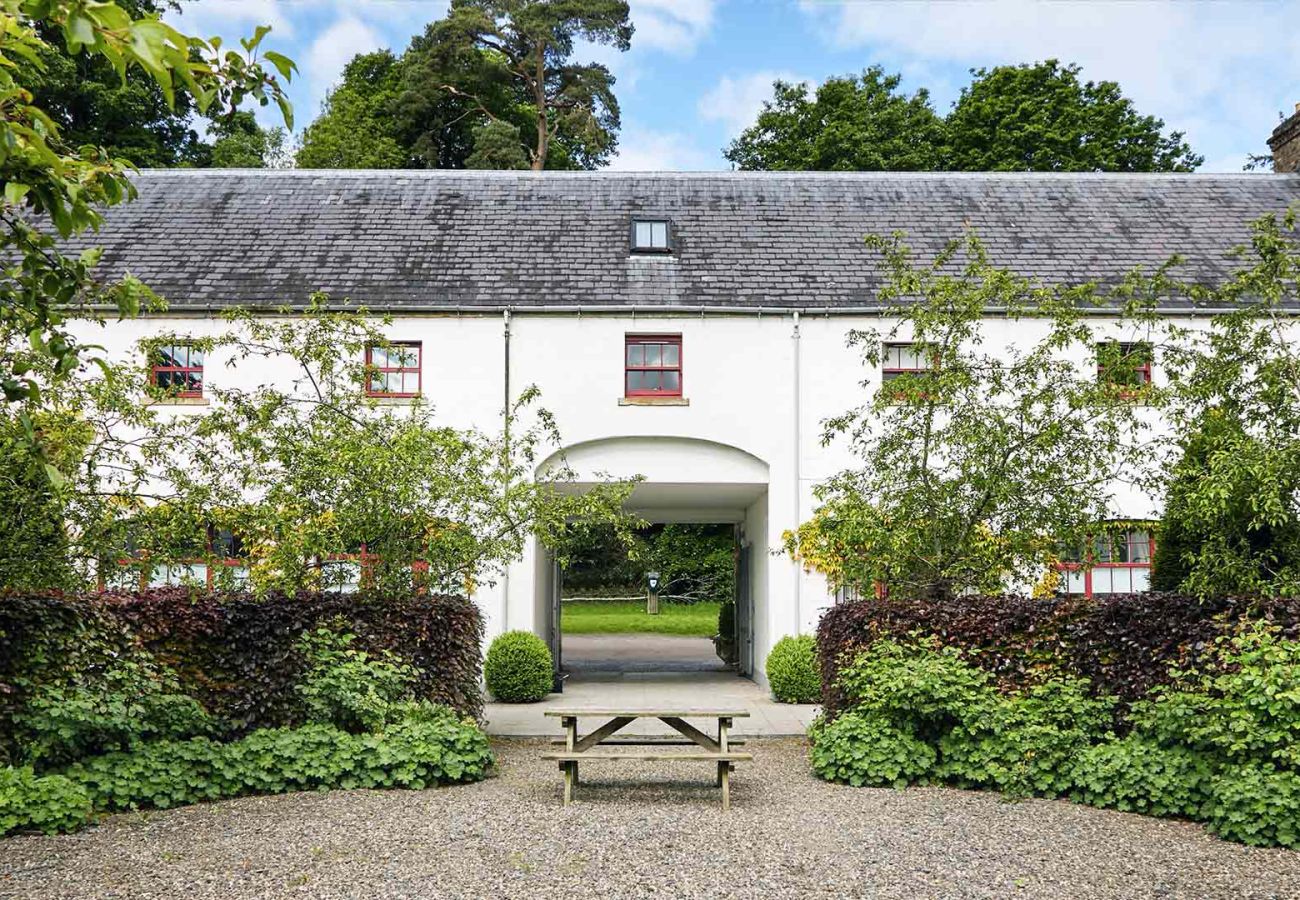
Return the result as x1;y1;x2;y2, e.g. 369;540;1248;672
816;592;1300;719
0;588;484;763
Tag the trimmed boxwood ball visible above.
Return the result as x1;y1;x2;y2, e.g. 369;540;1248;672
766;634;821;704
484;631;554;703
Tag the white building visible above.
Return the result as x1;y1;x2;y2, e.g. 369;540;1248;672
68;169;1300;686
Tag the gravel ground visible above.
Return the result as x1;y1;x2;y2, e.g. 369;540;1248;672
3;738;1298;900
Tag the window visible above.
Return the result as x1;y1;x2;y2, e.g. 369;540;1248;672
881;343;933;382
630;219;671;253
1097;341;1153;390
366;342;421;398
1057;528;1155;597
150;343;204;398
625;334;682;397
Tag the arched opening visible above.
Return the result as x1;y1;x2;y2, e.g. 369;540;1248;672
534;437;770;687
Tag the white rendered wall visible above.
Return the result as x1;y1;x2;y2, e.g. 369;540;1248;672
73;309;1215;676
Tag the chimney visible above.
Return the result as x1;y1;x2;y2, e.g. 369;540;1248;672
1268;102;1300;173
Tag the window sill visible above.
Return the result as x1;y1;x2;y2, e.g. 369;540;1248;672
145;396;209;406
619;396;690;407
369;395;423;406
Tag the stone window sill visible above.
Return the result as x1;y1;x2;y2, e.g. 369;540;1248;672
370;395;423;406
145;396;209;407
619;396;690;407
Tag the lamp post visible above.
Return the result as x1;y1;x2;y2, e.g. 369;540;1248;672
646;571;661;615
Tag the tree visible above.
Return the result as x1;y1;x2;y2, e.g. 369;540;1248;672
18;0;210;168
724;68;945;171
945;60;1202;172
783;231;1152;600
208;111;289;168
296;51;413;169
1148;208;1300;597
1;0;295;414
406;0;632;171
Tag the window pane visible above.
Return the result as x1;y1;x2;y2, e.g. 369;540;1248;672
157;346;180;367
662;343;680;366
651;222;668;248
1065;569;1087;594
663;370;680;393
402;372;419;394
370;347;389;368
395;346;418;368
635;222;652;248
1130;531;1152;563
643;371;662;391
155;371;174;389
186;373;202;392
189;347;204;367
1131;567;1151;592
643;344;662;366
627;371;645;392
626;344;644;366
1091;567;1115;594
370;373;390;394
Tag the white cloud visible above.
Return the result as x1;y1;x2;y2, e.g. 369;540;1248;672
631;0;717;54
697;70;807;137
607;127;719;170
173;0;295;39
800;0;1300;171
307;16;384;103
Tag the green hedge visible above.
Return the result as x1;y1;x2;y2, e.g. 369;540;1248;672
484;631;553;703
810;625;1300;848
1;708;493;837
0;588;485;764
766;635;820;703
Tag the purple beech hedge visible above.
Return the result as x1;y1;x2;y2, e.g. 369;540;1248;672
0;588;485;762
816;592;1300;719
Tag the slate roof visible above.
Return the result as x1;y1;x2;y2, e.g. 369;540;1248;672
68;169;1300;310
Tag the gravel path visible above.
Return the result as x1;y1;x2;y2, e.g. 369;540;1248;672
3;739;1298;899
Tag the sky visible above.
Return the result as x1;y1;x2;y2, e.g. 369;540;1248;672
171;0;1300;173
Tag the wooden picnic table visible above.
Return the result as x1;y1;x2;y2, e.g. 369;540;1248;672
539;709;753;810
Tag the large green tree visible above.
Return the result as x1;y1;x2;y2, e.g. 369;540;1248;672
1148;209;1300;597
299;0;633;171
724;67;945;172
18;0;209;167
945;60;1202;172
728;60;1202;173
207;111;288;168
783;231;1153;600
296;51;414;169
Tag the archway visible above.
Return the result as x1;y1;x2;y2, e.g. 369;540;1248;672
535;437;770;685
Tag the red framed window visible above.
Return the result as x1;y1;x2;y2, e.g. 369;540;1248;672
366;342;421;398
625;334;682;397
881;342;933;382
1097;342;1153;390
1057;529;1155;597
150;343;204;398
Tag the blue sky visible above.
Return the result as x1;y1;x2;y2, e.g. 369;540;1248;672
172;0;1300;172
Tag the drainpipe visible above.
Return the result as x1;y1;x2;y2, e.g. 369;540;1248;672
792;310;802;636
500;308;512;632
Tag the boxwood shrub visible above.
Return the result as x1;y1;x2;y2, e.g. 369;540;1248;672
484;631;553;703
765;635;821;703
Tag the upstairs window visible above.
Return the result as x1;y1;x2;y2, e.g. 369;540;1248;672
366;342;422;398
630;219;671;253
881;343;933;382
1097;341;1153;391
150;342;204;398
625;334;682;397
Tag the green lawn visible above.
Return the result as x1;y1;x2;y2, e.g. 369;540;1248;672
561;600;720;636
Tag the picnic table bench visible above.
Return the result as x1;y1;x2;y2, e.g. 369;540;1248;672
540;709;753;810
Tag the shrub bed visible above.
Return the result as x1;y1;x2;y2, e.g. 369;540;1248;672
811;624;1300;849
0;588;485;763
816;592;1300;718
2;708;493;836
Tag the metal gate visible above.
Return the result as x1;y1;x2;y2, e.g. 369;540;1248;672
549;558;564;692
736;542;754;677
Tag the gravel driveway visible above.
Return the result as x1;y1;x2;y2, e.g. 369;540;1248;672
3;739;1297;900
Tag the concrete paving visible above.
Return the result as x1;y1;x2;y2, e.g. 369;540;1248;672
485;634;820;737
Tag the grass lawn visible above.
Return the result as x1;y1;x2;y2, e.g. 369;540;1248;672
561;600;720;636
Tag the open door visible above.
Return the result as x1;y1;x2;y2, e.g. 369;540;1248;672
736;540;754;677
549;558;564;691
